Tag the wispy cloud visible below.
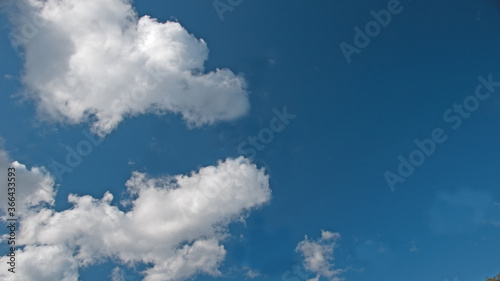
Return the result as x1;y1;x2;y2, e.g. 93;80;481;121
296;230;344;281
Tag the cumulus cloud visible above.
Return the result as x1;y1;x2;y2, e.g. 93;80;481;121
8;0;250;136
0;156;270;281
295;230;343;281
0;149;56;217
0;245;79;281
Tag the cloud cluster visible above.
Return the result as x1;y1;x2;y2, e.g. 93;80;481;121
2;1;270;280
0;156;271;281
0;149;56;217
295;230;343;281
9;0;250;136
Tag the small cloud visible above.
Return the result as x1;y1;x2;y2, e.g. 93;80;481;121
296;230;344;281
267;59;276;66
3;74;13;80
243;267;261;279
111;267;125;281
321;230;340;241
409;241;418;252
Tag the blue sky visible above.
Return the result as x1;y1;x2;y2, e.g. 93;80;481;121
1;0;500;281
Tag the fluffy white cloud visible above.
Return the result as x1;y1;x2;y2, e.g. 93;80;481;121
0;149;56;217
0;245;79;281
295;230;343;281
0;156;270;281
8;0;250;136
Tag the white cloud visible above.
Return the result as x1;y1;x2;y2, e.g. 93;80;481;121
296;230;343;281
9;0;250;136
243;267;261;279
111;267;125;281
0;245;79;281
321;230;339;241
0;149;56;217
0;156;270;281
